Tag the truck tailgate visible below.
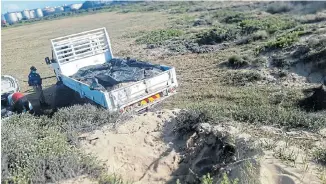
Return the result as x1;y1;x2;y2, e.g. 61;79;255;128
109;68;176;108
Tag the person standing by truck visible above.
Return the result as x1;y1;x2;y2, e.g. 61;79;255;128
28;66;48;107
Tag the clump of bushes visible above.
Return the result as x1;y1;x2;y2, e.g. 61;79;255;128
212;10;251;24
265;29;305;50
224;55;266;69
227;55;250;69
221;12;249;24
253;30;269;40
136;29;184;45
266;2;292;14
236;30;269;45
224;70;263;86
1;104;119;183
193;19;212;26
190;93;326;129
239;17;296;34
197;27;238;45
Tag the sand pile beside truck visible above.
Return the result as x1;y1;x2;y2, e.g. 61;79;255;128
71;58;165;91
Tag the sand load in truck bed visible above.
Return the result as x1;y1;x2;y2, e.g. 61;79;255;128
71;58;164;91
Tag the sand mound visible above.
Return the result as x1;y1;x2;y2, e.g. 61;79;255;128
68;110;322;184
79;110;180;183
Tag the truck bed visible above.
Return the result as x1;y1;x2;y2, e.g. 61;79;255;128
61;60;177;112
71;58;165;92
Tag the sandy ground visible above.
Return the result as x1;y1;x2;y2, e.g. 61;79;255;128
60;110;324;184
79;109;180;184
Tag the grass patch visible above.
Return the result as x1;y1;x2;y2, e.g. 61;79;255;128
135;29;184;45
1;104;119;183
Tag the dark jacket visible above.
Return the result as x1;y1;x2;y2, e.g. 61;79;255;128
28;72;42;86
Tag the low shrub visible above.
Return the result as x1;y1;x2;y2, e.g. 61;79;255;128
189;98;326;129
1;114;101;183
227;55;250;69
135;29;184;45
224;70;263;86
236;30;269;45
278;70;289;78
1;104;119;183
239;17;296;35
197;27;238;45
221;12;248;24
193;19;212;26
265;29;304;50
253;30;269;40
313;148;326;165
266;2;292;14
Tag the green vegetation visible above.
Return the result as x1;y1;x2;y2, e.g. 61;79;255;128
212;11;251;24
239;17;296;34
197;27;238;45
265;30;304;50
220;173;239;184
183;86;326;129
135;29;184;45
313;148;326;165
224;70;263;86
266;2;292;14
201;173;214;184
227;55;250;69
225;55;266;68
1;104;119;183
98;174;127;184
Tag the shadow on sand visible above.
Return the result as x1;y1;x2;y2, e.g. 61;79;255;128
25;84;87;117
